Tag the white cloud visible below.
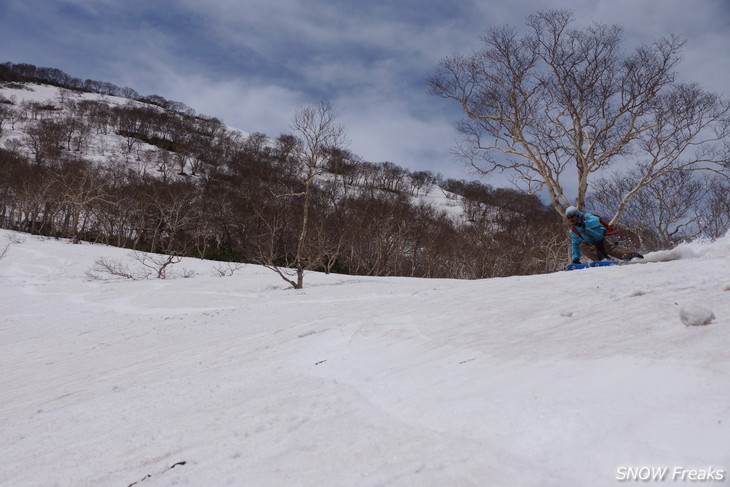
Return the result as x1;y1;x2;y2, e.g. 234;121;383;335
3;0;727;190
164;76;309;137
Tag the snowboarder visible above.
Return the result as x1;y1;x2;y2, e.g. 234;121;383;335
566;206;643;264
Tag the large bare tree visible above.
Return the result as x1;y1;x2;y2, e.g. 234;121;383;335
429;9;729;222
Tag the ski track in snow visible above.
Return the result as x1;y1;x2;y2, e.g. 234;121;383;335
0;230;729;486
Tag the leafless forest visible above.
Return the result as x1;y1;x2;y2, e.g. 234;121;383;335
1;62;727;280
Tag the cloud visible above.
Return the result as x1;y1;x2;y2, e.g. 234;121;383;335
1;0;728;189
143;73;308;137
130;0;482;177
572;0;729;96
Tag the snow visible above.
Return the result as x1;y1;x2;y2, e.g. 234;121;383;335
1;230;729;486
1;80;729;482
2;82;469;222
680;305;716;327
1;82;136;107
0;83;250;175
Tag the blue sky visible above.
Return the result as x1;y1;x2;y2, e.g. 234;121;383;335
2;0;728;185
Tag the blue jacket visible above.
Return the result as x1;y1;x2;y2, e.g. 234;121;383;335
570;212;606;260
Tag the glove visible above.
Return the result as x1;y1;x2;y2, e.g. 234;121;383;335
572;258;581;264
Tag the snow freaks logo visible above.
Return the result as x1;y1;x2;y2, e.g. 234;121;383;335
616;466;726;482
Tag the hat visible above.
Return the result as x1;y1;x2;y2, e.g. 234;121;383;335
565;206;580;216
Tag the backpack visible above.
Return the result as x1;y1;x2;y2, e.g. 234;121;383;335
571;212;620;238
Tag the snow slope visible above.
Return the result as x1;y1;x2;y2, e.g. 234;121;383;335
1;82;470;223
0;82;248;171
1;230;729;486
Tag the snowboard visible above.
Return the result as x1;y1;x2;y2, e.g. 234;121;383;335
565;261;617;271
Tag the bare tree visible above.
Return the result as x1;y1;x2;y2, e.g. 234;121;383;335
409;170;436;196
133;251;184;279
701;176;730;240
0;242;9;262
588;170;728;249
24;119;67;164
0;103;12;135
144;180;198;254
86;251;187;280
86;256;138;280
429;9;729;222
264;101;348;289
55;158;110;243
213;262;245;277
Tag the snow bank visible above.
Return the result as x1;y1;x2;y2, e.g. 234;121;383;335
680;305;716;326
645;230;730;263
1;230;729;486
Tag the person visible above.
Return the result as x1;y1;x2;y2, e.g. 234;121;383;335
565;206;643;264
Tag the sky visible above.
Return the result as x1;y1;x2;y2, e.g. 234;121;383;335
1;0;729;185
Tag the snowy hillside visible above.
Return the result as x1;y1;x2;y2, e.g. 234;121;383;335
0;81;469;221
1;229;728;486
0;82;247;171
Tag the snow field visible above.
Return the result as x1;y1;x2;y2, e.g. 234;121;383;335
0;230;728;486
